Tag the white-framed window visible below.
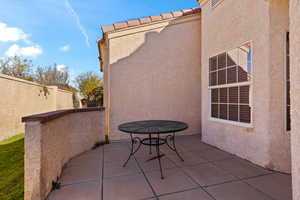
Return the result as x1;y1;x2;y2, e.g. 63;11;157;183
209;42;253;125
286;32;291;131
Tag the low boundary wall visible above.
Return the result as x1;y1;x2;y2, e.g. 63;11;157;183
22;107;105;200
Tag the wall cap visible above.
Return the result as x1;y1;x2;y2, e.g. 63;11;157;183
22;107;105;123
0;74;74;94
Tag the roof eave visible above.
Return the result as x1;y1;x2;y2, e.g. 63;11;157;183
101;7;201;34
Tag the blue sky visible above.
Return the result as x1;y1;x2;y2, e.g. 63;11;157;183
0;0;199;83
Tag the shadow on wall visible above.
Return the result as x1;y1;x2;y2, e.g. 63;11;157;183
38;86;51;99
107;17;202;139
111;22;188;65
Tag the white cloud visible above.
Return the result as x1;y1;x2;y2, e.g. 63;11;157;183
59;44;70;52
56;64;67;72
65;0;90;47
0;23;28;42
5;44;43;57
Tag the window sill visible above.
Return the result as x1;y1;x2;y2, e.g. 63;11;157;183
208;81;251;89
209;117;253;128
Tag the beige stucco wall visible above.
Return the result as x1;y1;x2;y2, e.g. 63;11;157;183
200;0;290;172
24;110;104;200
290;0;300;199
56;89;74;110
0;74;74;141
101;39;110;139
268;0;291;173
103;15;202;140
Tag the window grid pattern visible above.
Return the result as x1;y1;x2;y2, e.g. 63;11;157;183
209;43;252;124
211;0;222;7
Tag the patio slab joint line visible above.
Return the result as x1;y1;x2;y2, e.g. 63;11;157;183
132;152;159;199
165;143;280;200
101;137;290;200
242;179;278;200
208;161;278;200
156;186;204;199
164;149;218;200
59;179;100;188
101;147;104;200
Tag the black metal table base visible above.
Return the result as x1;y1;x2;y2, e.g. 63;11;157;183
123;133;184;179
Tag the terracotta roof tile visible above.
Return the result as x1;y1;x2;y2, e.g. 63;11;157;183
127;19;140;27
182;9;194;16
172;11;184;17
101;7;201;33
114;22;128;30
161;13;173;20
102;25;115;33
140;17;151;24
192;7;202;13
150;15;162;22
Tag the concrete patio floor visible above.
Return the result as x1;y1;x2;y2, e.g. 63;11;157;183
48;135;292;200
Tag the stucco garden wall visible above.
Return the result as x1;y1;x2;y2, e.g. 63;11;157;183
290;0;300;199
0;74;74;141
200;0;290;172
56;89;74;110
23;108;105;200
104;15;202;140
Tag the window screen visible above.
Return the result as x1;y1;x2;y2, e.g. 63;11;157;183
211;0;222;7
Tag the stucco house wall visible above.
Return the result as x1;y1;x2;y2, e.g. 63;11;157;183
290;0;300;199
199;0;290;172
101;14;202;140
268;0;291;174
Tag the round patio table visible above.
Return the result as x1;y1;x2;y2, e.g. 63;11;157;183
118;120;188;179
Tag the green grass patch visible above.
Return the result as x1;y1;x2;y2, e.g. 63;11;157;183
0;134;24;200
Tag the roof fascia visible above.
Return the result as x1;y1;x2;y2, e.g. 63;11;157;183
105;14;201;40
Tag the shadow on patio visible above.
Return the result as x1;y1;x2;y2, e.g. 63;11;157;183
47;135;292;200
